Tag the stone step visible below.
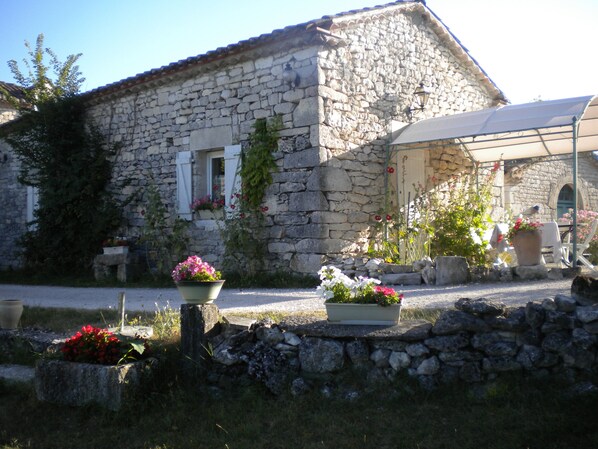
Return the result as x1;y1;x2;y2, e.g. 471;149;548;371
0;364;35;385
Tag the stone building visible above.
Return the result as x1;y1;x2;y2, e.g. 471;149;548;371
0;0;593;274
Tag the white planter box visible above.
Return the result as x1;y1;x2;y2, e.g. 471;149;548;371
325;303;402;325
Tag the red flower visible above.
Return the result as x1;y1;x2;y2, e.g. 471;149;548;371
386;214;392;221
374;215;382;222
386;166;395;174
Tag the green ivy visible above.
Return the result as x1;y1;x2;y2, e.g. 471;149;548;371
220;116;281;274
1;96;122;274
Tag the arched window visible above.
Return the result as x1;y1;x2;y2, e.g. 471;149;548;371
557;184;575;218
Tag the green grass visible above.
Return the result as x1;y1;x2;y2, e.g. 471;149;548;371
1;373;597;449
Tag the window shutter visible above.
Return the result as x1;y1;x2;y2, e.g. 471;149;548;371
224;145;242;207
176;151;193;220
26;186;39;228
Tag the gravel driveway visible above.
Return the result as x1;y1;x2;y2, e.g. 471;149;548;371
0;277;573;314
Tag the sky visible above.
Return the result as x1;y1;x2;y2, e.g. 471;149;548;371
1;0;597;105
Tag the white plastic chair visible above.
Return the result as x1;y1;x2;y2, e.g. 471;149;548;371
562;219;598;272
540;221;564;267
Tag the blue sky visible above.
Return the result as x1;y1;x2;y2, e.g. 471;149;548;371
2;0;597;104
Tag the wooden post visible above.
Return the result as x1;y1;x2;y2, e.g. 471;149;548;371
118;292;126;331
180;304;221;377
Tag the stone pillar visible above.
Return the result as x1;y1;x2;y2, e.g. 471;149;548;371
180;304;221;377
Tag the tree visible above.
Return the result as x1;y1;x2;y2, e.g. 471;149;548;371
0;35;121;275
1;33;85;107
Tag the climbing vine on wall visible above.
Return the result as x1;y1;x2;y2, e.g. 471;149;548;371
220;116;282;275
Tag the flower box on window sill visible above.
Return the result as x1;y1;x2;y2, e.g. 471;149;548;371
195;209;224;220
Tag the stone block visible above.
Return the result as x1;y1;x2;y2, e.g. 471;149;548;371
435;256;469;285
180;304;221;375
514;265;548;280
283;148;321;169
380;272;421;285
290;254;326;274
306;166;352;192
298;337;344;373
190;126;232;150
293;97;321;127
289;191;329;212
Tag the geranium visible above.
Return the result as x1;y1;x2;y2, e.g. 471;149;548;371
506;217;543;240
61;325;148;365
316;266;403;307
171;255;222;282
191;195;225;211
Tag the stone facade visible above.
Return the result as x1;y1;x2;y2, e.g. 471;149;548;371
78;2;500;274
0;102;27;269
505;153;598;221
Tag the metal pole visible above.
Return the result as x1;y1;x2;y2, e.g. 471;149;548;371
572;117;579;266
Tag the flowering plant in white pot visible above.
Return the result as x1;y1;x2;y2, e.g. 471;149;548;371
316;266;403;325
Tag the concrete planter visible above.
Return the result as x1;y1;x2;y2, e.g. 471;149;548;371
35;358;154;411
195;209;224;220
325;303;402;325
512;230;542;266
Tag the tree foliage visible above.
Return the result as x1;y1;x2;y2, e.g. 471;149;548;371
1;36;120;275
2;33;84;107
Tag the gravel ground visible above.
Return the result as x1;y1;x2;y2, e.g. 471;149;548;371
0;277;574;314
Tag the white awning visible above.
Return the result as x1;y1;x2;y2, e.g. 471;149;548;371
392;95;598;162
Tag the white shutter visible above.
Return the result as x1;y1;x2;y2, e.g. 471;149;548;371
397;150;425;209
26;186;39;228
224;145;242;207
176;151;193;220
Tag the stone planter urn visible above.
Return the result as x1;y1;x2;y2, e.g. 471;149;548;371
512;230;542;266
175;280;225;304
325;303;402;325
0;299;23;330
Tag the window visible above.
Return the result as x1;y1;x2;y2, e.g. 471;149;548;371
207;151;225;203
557;184;575;219
176;145;241;218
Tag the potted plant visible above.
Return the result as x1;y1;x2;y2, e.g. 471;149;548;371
172;255;225;304
316;266;404;325
35;325;152;410
506;217;543;266
102;236;129;255
191;195;225;220
0;299;23;330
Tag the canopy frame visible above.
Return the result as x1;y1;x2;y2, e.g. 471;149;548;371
388;95;598;266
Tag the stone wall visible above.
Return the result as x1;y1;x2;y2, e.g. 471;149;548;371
187;286;598;396
505;154;598;220
0;138;26;269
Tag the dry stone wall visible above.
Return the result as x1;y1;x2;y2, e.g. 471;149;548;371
188;287;598;396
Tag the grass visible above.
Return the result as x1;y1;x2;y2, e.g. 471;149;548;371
2;306;598;449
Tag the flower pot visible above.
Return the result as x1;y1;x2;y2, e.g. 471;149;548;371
325;303;402;325
103;246;128;255
175;280;225;304
0;299;23;330
512;230;542;266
